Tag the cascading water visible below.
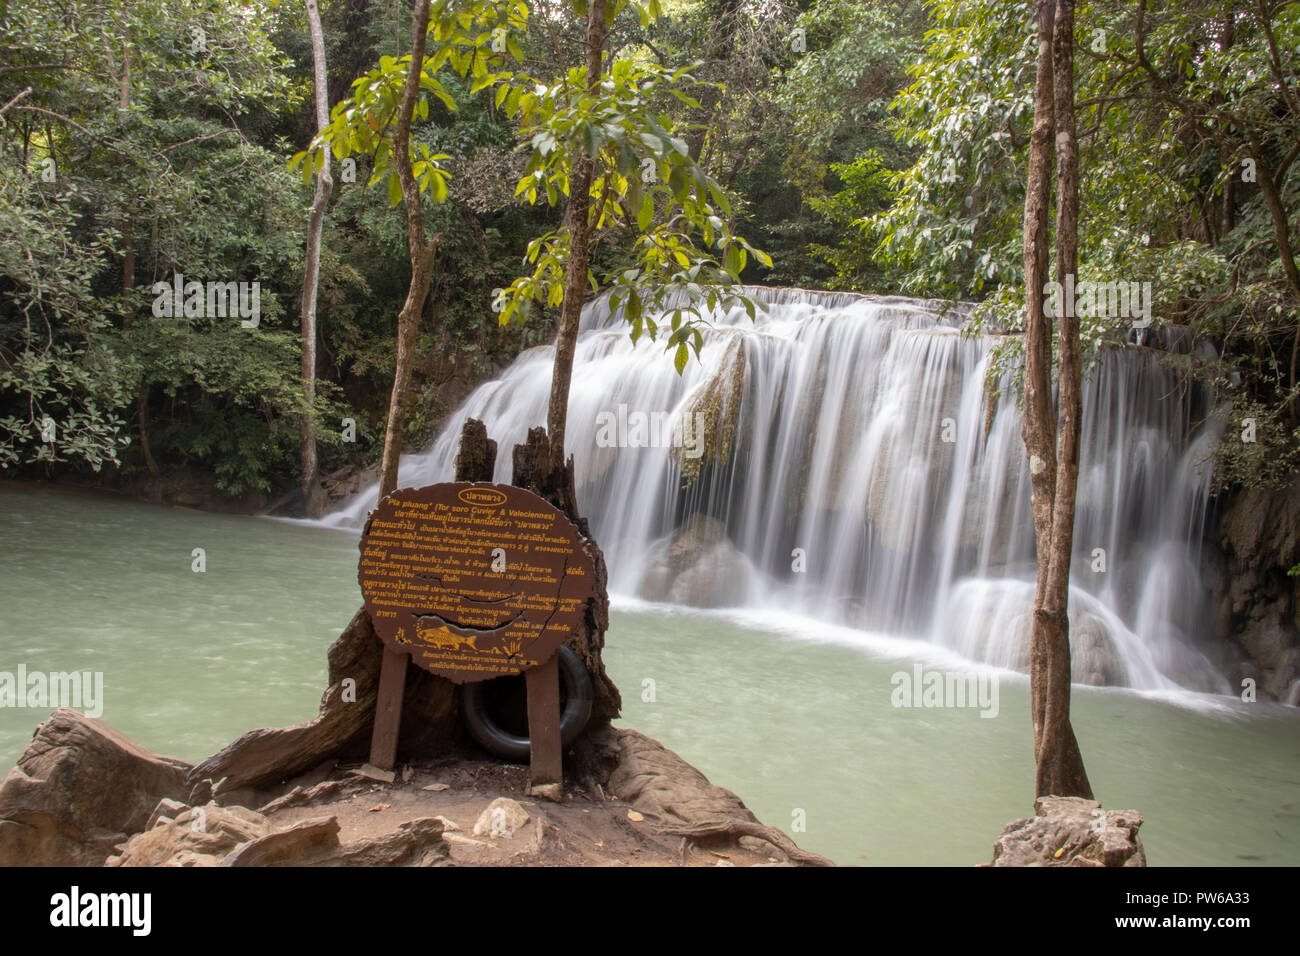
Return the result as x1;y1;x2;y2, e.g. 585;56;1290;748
321;288;1230;694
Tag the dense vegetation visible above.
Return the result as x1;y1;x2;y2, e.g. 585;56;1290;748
2;0;1297;501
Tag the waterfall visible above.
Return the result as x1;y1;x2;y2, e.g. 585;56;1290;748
320;287;1230;694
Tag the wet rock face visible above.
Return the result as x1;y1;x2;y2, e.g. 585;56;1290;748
638;514;757;608
1213;474;1300;701
0;708;194;866
1068;614;1129;687
1220;476;1300;571
987;796;1146;867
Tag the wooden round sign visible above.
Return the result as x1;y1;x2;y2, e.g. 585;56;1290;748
358;482;595;683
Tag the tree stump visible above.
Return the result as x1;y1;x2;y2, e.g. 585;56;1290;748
189;418;621;795
511;425;621;726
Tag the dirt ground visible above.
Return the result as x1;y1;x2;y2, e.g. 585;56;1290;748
260;754;792;867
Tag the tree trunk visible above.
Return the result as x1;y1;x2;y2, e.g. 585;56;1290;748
119;43;133;291
1041;0;1091;800
377;0;441;503
119;36;151;489
508;1;621;743
511;427;620;724
189;419;620;795
299;0;335;518
1021;0;1092;800
545;0;607;482
136;387;159;480
1021;0;1057;600
686;0;744;162
367;0;444;771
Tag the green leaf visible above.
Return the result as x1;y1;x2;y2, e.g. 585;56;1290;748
724;243;745;276
636;193;653;231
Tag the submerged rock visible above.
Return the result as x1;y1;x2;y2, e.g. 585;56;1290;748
0;708;193;866
1008;612;1128;687
1070;614;1129;687
987;796;1146;867
638;514;757;608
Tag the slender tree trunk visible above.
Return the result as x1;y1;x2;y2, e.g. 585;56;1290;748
119;43;134;293
136;388;159;478
545;0;607;483
1040;0;1091;800
377;0;441;503
1022;0;1057;601
369;0;442;772
1021;0;1093;800
300;0;335;517
118;40;155;486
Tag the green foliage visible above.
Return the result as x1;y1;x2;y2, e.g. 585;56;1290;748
0;170;134;471
806;150;896;289
5;0;1297;500
1210;398;1300;491
859;0;1300;489
865;0;1034;298
0;0;314;493
493;5;771;371
292;0;529;204
777;0;927;189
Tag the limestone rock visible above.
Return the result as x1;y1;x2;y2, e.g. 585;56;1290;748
529;782;563;803
1008;612;1127;687
330;817;449;867
1220;475;1300;570
1070;613;1128;687
220;816;343;866
1215;475;1300;701
146;797;189;832
0;708;194;866
107;803;270;867
472;797;530;838
987;796;1146;867
112;806;449;867
638;515;756;608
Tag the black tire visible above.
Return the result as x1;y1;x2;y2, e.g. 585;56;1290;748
461;645;593;763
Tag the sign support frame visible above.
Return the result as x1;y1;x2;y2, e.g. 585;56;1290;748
362;481;585;796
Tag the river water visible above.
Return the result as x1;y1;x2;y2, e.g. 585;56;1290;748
2;486;1297;866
